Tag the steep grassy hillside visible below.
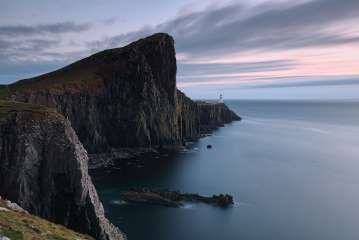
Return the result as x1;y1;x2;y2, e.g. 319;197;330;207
0;198;94;240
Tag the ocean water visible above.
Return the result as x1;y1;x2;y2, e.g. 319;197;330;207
91;100;359;240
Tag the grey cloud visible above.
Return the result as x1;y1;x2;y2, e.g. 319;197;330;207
0;38;60;59
0;37;88;84
178;60;298;80
0;59;67;84
244;77;359;89
0;21;91;69
3;0;359;85
92;0;359;57
103;17;118;25
0;21;91;36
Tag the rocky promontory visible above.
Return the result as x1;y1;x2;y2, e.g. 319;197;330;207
0;33;240;239
197;101;241;134
3;33;240;155
0;101;124;240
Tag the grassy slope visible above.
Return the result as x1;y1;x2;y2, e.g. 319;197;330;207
0;100;58;122
0;33;172;98
0;85;10;99
0;199;94;240
4;48;115;95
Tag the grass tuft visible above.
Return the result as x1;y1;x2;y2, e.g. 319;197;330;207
0;198;94;240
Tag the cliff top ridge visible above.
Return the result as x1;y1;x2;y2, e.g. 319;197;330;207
2;33;174;96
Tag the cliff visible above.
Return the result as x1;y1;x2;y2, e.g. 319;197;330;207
3;33;240;154
0;196;94;240
6;33;179;153
0;101;123;240
176;90;200;142
197;101;241;133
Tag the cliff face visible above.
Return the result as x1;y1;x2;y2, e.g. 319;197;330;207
0;101;123;240
197;101;241;132
9;33;180;153
5;33;240;154
176;90;200;141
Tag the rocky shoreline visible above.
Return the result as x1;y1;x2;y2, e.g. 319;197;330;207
0;33;240;240
121;189;234;207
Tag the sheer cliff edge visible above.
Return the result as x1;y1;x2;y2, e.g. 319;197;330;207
1;33;240;154
0;33;240;239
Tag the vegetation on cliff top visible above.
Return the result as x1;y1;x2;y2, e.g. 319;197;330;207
0;100;58;121
0;85;10;99
0;198;94;240
0;33;173;96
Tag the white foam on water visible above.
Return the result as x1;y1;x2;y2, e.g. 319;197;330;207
110;200;128;205
181;203;195;210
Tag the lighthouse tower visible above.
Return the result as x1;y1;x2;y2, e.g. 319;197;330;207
218;94;224;103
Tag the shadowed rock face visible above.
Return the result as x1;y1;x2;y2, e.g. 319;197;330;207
197;102;241;133
0;33;240;239
6;33;240;154
176;90;200;142
8;33;179;153
0;102;123;240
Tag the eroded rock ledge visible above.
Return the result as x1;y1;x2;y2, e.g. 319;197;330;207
121;188;234;207
0;101;123;240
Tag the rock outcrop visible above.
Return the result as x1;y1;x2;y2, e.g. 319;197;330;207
0;33;240;240
121;188;234;207
7;33;180;153
197;101;241;133
4;33;240;154
176;90;200;142
0;101;123;240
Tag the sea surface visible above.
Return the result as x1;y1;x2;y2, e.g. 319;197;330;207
91;100;359;240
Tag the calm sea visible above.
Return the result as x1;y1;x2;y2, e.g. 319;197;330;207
91;100;359;240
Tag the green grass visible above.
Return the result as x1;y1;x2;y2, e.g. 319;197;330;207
0;85;10;99
0;100;58;122
0;229;24;240
0;228;23;240
0;199;94;240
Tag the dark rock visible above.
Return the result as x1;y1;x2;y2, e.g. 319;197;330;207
0;33;240;238
197;102;241;133
121;188;234;207
0;101;124;240
7;33;180;153
4;33;240;155
121;191;182;207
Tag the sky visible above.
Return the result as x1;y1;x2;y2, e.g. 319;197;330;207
0;0;358;99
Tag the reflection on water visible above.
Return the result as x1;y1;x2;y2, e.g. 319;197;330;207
91;100;359;240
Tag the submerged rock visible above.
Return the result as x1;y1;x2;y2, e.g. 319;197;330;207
121;188;234;207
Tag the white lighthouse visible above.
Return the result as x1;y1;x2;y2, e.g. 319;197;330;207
218;94;224;103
